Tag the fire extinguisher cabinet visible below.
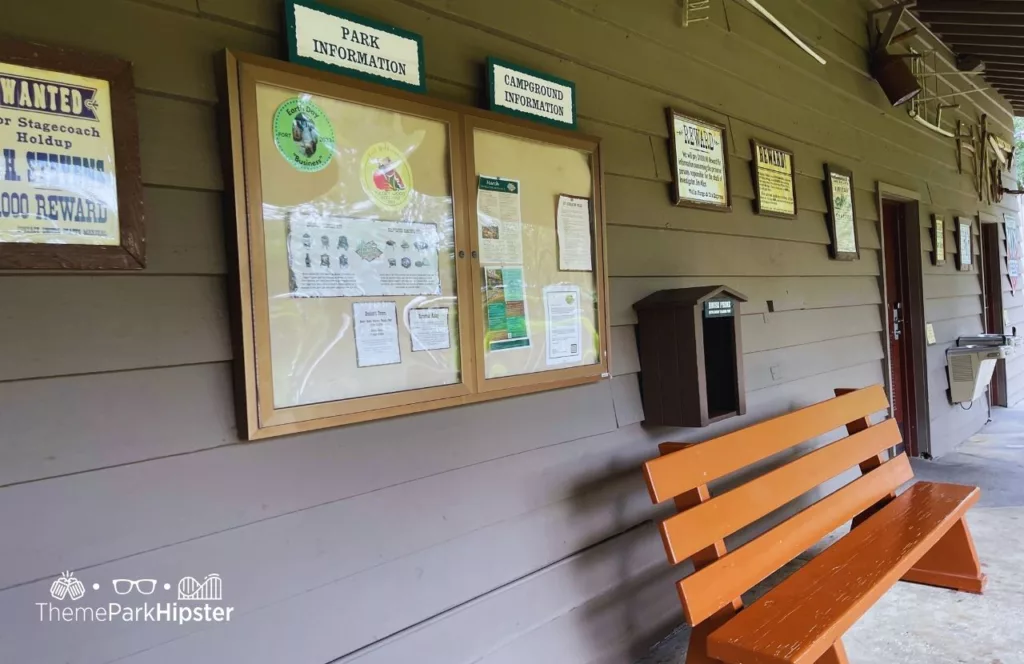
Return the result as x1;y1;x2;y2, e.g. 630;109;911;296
633;285;747;427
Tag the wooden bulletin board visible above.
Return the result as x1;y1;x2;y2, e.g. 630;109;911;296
224;51;609;440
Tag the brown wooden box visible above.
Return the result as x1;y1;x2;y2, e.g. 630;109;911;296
633;286;747;427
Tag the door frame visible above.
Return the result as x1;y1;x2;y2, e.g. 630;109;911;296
877;182;930;457
979;212;1007;407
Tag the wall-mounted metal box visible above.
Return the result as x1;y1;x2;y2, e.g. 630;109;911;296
633;286;747;427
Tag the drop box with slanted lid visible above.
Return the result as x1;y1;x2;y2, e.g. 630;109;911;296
633;286;747;427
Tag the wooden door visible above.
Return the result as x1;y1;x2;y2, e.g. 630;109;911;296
981;222;1007;406
882;202;910;447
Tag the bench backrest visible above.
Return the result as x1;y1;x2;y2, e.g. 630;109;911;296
642;385;909;627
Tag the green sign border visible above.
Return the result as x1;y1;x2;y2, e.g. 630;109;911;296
487;56;577;130
284;0;427;94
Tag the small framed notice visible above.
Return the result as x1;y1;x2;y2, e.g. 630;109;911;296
556;194;593;272
956;217;973;271
823;163;859;261
668;109;731;211
750;140;797;218
931;214;945;266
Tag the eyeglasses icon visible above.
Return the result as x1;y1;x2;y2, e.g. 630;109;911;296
112;579;157;595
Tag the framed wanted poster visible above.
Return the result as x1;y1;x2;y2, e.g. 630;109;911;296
0;38;144;269
750;139;796;218
667;109;731;211
823;163;859;261
956;217;973;271
932;214;945;266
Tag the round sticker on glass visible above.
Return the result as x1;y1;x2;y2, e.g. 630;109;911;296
360;142;413;211
272;98;335;172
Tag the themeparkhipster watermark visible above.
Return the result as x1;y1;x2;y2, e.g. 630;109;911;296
37;571;234;625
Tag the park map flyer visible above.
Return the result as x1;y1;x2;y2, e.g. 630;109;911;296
0;60;120;246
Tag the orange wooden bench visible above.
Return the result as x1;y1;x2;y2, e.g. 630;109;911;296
643;385;986;664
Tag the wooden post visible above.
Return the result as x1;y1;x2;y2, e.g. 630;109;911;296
903;517;987;594
834;388;898;528
815;640;850;664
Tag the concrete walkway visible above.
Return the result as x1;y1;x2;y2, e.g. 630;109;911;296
638;406;1024;664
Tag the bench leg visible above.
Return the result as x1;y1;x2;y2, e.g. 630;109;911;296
902;516;986;594
814;640;849;664
686;606;736;664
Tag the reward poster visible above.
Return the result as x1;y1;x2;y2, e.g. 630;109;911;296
0;61;119;245
671;113;728;208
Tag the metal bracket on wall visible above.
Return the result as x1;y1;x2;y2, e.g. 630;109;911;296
868;0;917;52
683;0;710;27
907;48;958;138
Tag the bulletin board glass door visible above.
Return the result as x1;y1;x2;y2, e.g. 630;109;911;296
465;116;608;392
227;52;610;439
238;63;474;427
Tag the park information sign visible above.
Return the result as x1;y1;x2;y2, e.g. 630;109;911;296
487;57;576;129
285;0;426;93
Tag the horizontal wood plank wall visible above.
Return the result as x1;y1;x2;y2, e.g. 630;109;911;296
0;0;1010;662
997;216;1024;406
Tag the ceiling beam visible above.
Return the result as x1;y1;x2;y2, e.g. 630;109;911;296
915;13;1024;26
916;1;1024;14
929;23;1024;37
946;36;1024;48
953;45;1024;58
982;66;1024;75
984;76;1024;85
978;58;1024;69
982;67;1024;76
993;84;1024;94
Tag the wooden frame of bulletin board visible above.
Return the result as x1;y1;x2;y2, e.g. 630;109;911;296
223;51;609;440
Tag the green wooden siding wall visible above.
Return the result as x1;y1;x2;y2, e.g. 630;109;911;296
0;0;1016;662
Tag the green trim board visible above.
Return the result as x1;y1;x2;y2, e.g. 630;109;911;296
284;0;426;93
487;57;577;129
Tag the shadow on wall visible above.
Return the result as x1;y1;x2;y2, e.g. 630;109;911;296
561;442;683;661
555;393;870;661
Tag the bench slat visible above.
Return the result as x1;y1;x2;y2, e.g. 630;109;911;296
678;453;914;626
660;418;902;565
644;385;889;504
707;481;980;664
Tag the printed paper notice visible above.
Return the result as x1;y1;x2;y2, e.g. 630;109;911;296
408;307;451;352
830;172;857;254
0;61;121;245
753;143;795;216
545;285;582;366
287;216;441;297
959;222;972;266
353;301;401;368
556;195;593;272
477;176;523;265
485;265;531;351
